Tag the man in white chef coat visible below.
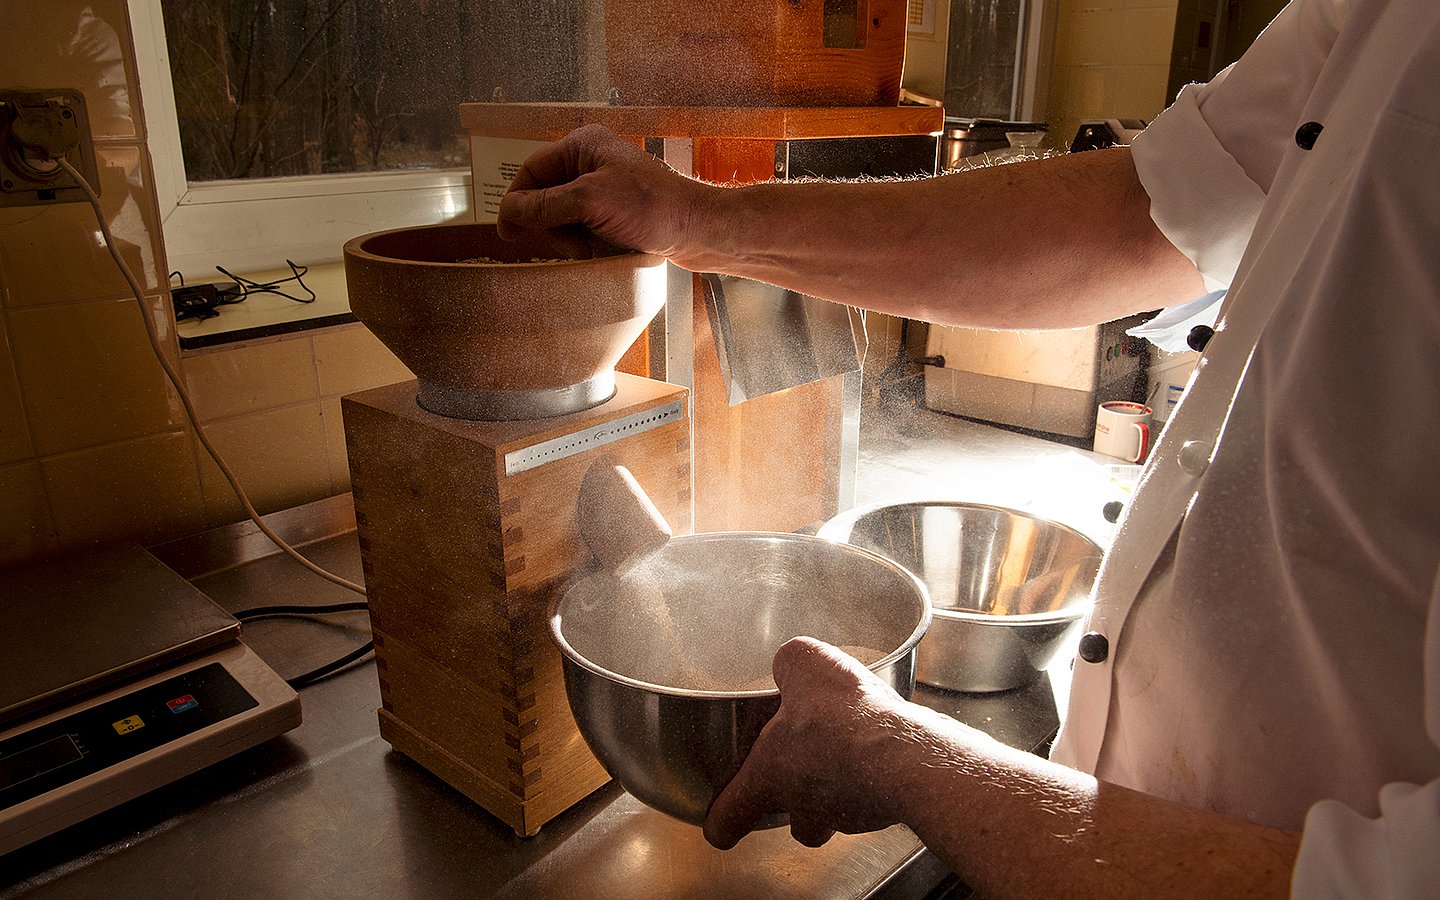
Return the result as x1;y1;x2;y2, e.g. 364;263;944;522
499;0;1440;894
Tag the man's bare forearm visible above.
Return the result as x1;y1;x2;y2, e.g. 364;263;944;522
500;127;1206;329
888;706;1299;899
679;147;1207;330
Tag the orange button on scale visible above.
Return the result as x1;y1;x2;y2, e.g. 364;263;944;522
111;715;145;735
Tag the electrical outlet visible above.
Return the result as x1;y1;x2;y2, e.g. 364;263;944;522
0;88;100;207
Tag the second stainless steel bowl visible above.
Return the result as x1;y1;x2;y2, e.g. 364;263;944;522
550;532;931;826
819;502;1103;693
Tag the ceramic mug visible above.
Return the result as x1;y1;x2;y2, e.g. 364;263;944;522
1094;401;1152;462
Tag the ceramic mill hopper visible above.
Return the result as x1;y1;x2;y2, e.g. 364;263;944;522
343;222;666;421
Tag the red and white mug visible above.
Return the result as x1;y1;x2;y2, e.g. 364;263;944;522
1093;401;1152;462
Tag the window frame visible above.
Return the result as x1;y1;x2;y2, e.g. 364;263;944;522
129;0;474;278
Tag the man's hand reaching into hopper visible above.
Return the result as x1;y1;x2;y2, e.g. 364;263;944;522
497;124;710;267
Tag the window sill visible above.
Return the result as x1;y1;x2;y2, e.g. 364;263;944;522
161;175;474;279
176;262;357;352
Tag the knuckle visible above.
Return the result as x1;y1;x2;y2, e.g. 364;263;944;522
567;177;594;206
789;818;835;848
529;189;552;225
573;122;611;150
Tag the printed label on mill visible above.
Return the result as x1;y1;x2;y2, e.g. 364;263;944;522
503;401;685;476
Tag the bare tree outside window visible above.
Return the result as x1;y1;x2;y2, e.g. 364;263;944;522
162;0;593;182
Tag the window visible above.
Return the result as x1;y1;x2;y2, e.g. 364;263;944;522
161;2;477;181
130;0;600;278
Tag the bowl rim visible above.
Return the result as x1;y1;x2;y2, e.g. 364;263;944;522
548;531;933;699
816;500;1103;626
342;221;666;269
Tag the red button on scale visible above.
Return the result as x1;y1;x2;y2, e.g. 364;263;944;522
167;695;199;713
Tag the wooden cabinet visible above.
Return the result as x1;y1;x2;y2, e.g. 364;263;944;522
604;0;908;107
344;375;692;836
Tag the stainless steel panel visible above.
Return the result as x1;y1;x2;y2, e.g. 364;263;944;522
664;261;694;390
839;368;864;511
646;138;695;391
701;274;864;405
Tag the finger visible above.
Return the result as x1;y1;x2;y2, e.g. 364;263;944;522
505;134;586;194
702;736;777;850
507;123;628;194
498;183;586;232
788;816;836;848
771;636;828;693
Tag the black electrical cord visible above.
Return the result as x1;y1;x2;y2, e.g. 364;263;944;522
283;641;375;689
216;259;316;304
56;156;371;689
233;602;373;688
233;601;369;619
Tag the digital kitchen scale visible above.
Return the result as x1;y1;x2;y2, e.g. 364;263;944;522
0;543;302;855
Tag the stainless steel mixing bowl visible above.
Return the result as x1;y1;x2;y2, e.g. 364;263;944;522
549;532;931;827
819;502;1103;693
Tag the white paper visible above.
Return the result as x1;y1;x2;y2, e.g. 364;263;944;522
468;136;551;224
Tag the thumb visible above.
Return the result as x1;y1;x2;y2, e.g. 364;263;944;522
771;636;859;694
702;739;775;850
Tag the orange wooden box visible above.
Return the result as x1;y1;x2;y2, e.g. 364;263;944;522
604;0;907;107
343;375;692;836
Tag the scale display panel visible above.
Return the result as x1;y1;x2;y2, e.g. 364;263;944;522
0;664;257;811
0;544;303;855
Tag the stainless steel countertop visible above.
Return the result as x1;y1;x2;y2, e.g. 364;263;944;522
2;495;1064;899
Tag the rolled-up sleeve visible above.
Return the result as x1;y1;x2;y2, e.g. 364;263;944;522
1130;0;1348;290
1294;781;1440;898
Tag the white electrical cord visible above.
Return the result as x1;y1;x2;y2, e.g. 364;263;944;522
56;157;367;597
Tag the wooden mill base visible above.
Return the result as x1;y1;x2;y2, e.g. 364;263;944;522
342;374;692;836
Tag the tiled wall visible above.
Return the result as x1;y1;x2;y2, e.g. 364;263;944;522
0;0;411;570
906;0;1190;149
1045;0;1179;148
900;0;952;102
1167;0;1221;102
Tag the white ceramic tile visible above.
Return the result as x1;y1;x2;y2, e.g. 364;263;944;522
313;325;414;398
193;402;334;527
1120;6;1180;67
1060;7;1124;67
1107;65;1172;118
0;0;142;141
0;143;163;307
321;396;351;493
0;317;34;465
0;460;58;567
180;337;320;423
8;297;184;455
39;429;205;549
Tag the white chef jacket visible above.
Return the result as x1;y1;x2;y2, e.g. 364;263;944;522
1047;0;1440;894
